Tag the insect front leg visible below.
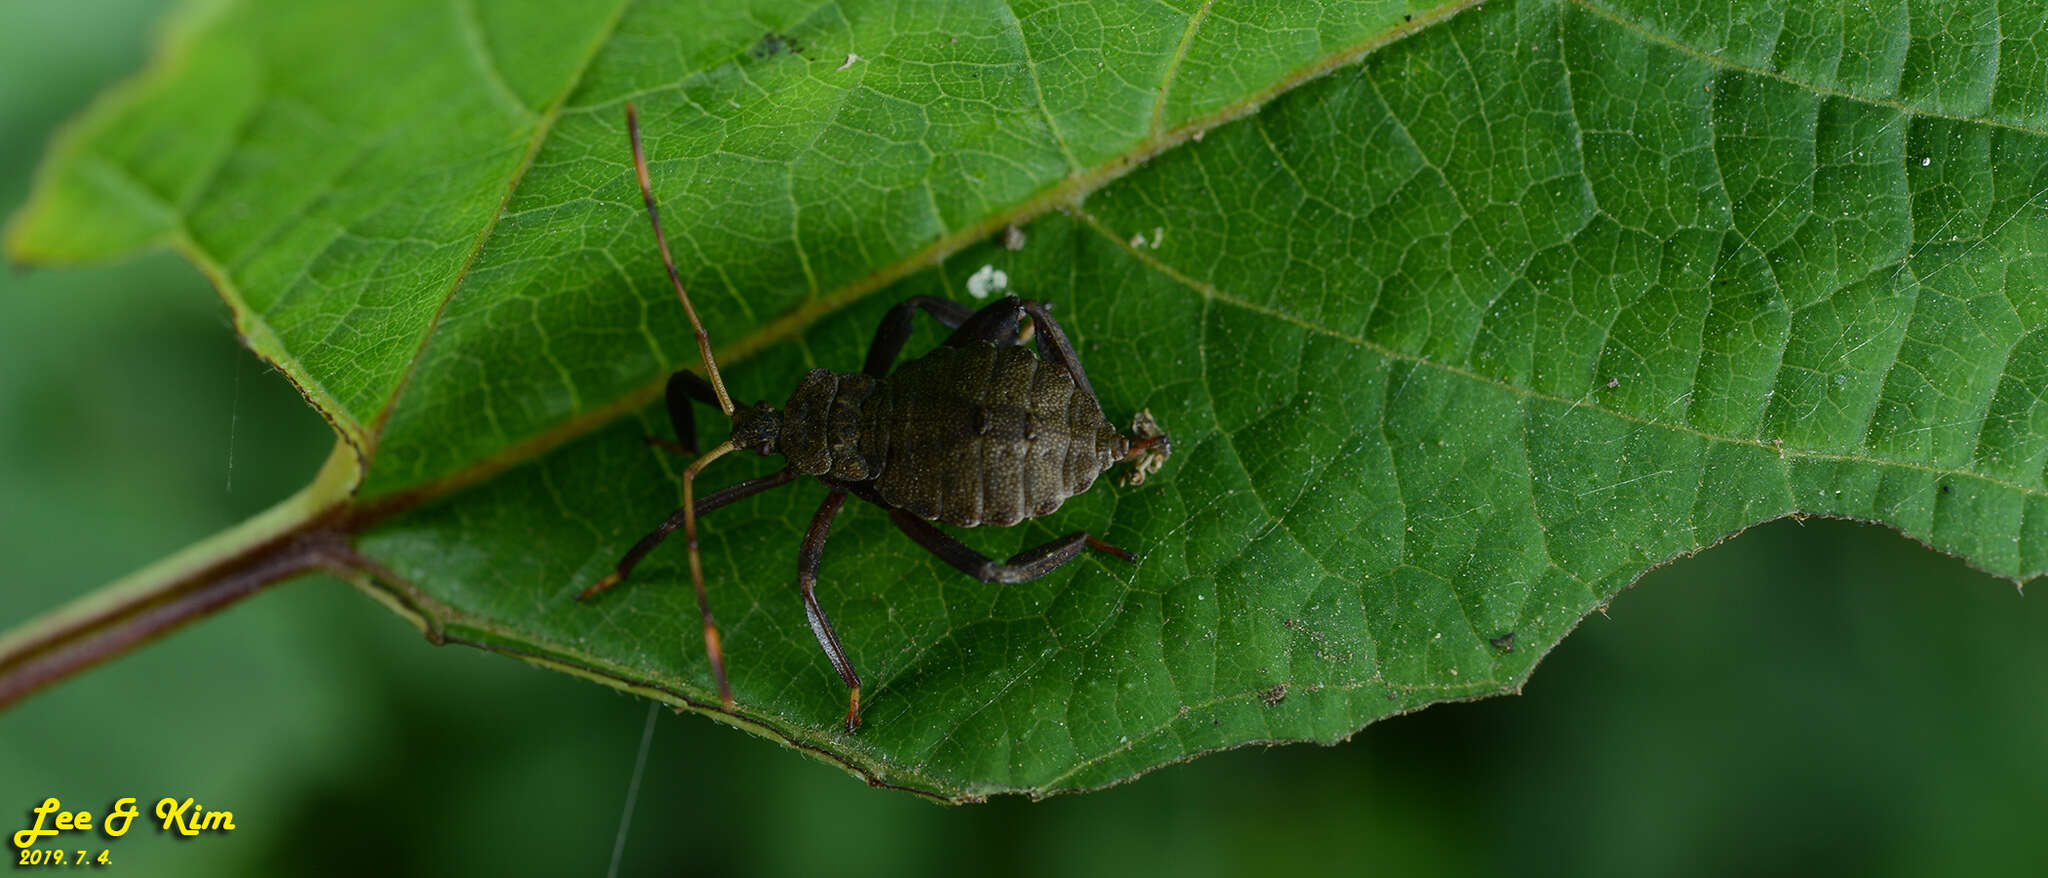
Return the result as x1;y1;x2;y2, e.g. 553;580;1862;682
798;488;863;731
577;469;798;602
883;505;1134;584
581;442;746;709
646;370;721;456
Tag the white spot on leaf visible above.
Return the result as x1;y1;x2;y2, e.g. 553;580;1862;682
967;263;1008;298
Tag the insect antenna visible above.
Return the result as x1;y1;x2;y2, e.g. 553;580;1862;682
626;102;734;418
625;102;741;709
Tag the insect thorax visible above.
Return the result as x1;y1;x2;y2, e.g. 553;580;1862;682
777;368;882;480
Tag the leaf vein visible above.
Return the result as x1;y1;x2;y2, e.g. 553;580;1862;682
1072;207;2048;503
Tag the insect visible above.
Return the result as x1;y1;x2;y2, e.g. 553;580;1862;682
580;104;1171;731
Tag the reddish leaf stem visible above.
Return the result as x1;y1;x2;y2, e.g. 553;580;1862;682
0;527;350;709
0;442;361;710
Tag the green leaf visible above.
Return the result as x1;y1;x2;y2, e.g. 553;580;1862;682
10;0;2048;800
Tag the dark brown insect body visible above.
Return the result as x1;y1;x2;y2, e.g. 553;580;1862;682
758;344;1129;528
581;105;1169;731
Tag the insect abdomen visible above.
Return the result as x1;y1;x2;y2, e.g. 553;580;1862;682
872;343;1124;527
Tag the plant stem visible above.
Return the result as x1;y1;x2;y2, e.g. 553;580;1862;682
0;442;361;709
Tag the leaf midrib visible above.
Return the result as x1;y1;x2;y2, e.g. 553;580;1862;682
1074;207;2047;501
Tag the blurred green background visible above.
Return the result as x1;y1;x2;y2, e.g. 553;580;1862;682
5;3;2045;876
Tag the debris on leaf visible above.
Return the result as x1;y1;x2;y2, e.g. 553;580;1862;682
966;263;1008;299
1119;409;1171;487
752;32;799;58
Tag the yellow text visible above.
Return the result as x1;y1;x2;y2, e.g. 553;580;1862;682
155;798;235;836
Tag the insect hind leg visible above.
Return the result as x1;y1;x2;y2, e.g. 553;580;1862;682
882;504;1132;584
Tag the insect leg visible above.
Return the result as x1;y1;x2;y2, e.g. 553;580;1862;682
884;506;1132;584
654;370;720;455
941;295;1028;348
863;295;977;377
1018;299;1097;401
678;442;743;709
578;469;797;601
797;488;864;731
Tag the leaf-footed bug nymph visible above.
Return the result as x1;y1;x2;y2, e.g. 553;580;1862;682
579;104;1172;731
